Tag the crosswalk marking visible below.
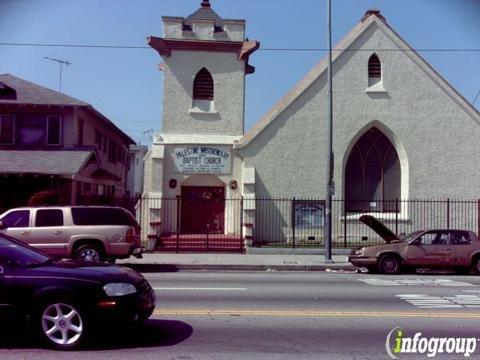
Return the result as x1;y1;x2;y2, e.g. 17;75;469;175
359;278;476;287
398;294;480;308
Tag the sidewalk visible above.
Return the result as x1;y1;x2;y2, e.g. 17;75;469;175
117;251;356;272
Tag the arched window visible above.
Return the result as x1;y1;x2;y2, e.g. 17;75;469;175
368;54;381;86
345;127;400;212
193;68;214;100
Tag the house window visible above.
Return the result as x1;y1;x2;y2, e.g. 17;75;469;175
345;127;400;212
47;116;61;145
193;68;214;100
16;116;46;145
368;54;381;86
0;115;14;144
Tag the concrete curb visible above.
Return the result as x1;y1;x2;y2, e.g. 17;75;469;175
121;263;357;273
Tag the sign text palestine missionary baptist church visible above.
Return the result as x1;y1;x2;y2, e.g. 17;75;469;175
173;146;231;174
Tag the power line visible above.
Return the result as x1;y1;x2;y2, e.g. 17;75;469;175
1;42;480;52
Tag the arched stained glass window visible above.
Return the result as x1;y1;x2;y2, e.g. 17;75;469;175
345;127;400;212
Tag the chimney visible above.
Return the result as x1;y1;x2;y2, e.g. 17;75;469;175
361;9;386;23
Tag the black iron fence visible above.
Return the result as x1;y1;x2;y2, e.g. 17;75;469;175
76;196;480;250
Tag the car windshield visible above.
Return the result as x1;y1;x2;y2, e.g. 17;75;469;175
0;234;51;267
400;230;424;243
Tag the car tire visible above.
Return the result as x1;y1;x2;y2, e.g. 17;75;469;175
74;244;105;262
35;300;88;350
471;257;480;275
378;254;401;275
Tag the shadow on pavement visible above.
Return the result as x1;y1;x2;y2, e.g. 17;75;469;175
84;319;193;350
123;264;180;273
0;319;193;351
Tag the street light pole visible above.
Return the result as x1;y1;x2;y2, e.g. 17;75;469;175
324;0;334;263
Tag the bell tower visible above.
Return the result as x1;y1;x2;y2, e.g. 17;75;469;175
148;0;259;136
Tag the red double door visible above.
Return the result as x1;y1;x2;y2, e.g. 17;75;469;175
180;186;225;234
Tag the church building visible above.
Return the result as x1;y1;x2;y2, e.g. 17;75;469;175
142;1;480;250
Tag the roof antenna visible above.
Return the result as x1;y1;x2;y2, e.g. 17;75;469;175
44;57;71;92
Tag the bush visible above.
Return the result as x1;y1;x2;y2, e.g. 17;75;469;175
28;191;60;206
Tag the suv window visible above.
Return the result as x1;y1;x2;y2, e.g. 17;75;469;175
1;210;30;228
71;207;132;226
35;209;63;227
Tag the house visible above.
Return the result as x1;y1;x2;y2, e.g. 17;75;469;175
143;2;480;250
0;74;135;211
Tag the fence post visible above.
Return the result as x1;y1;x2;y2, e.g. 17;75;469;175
240;197;244;253
176;195;180;253
343;200;347;248
395;198;399;236
447;198;450;229
477;199;480;236
292;197;296;249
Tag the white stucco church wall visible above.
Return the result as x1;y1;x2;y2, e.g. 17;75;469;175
141;2;479;248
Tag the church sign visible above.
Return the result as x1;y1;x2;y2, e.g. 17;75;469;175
173;145;231;174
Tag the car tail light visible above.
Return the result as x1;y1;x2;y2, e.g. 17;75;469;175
126;228;134;243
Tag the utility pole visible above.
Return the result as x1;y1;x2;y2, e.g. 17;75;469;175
324;0;334;263
44;57;71;92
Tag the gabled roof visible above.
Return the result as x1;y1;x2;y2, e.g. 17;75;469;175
0;74;88;106
0;74;135;145
236;10;480;149
0;149;96;176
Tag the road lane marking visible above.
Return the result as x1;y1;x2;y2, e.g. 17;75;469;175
152;309;480;319
153;287;247;291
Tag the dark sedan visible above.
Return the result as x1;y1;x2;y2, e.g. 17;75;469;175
0;233;155;350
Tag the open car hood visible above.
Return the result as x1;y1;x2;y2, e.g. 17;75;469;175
359;215;400;243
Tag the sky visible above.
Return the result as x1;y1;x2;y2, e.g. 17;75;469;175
1;0;479;145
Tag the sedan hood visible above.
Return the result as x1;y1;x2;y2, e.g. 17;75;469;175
359;215;400;243
30;259;144;284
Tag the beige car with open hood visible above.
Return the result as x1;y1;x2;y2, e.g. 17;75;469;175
349;215;480;274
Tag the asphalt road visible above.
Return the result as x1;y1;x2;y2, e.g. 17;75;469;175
2;271;480;359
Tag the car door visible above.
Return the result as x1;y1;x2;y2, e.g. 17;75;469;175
28;209;67;257
405;230;455;267
0;209;31;244
450;230;475;267
0;249;16;319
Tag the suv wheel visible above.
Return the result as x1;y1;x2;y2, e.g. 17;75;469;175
378;254;401;274
74;244;105;262
36;301;87;350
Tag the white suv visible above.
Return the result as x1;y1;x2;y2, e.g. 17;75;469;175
0;206;143;262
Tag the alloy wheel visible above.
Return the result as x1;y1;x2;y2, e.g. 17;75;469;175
41;303;84;347
78;248;101;262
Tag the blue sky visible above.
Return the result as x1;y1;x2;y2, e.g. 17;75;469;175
1;0;479;144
